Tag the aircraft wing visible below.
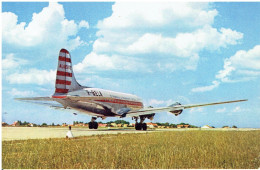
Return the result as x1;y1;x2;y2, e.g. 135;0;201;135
126;99;248;117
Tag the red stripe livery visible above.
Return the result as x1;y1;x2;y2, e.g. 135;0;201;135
57;71;72;77
59;56;71;62
55;88;69;93
56;79;71;85
60;49;69;54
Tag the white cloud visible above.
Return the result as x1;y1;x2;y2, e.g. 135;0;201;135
75;2;242;73
97;2;217;31
191;45;260;93
74;52;148;72
232;106;241;112
2;53;28;70
8;88;35;97
2;2;87;51
144;96;190;107
78;75;120;90
191;80;220;93
79;20;90;29
125;26;242;57
216;45;260;82
146;99;167;107
189;107;204;113
6;69;56;85
216;107;226;113
145;99;176;107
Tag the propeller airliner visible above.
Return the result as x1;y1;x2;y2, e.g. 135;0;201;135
16;49;247;130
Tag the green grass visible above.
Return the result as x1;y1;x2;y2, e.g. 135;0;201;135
2;130;260;169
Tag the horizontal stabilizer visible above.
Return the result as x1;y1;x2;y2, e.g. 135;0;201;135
15;97;65;108
15;97;54;101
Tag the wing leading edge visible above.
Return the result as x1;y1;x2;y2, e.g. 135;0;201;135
126;99;248;117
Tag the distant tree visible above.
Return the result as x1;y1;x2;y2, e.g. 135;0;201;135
232;125;237;128
51;123;55;126
222;125;229;128
211;126;215;128
189;125;198;128
156;122;162;126
41;123;47;127
170;124;177;128
106;121;114;125
114;120;129;125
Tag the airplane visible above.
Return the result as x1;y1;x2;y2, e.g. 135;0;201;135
16;48;247;130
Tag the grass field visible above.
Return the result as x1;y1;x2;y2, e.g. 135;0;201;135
2;130;260;169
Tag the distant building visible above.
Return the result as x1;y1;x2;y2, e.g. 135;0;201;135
123;124;128;128
117;124;123;127
177;125;184;128
147;122;158;128
158;126;165;128
75;123;87;127
111;123;117;127
2;122;8;126
130;123;135;127
99;123;107;127
62;123;68;127
184;125;190;128
28;123;35;127
222;126;230;128
11;121;20;127
201;125;212;128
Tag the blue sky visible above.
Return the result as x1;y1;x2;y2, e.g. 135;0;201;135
2;2;260;128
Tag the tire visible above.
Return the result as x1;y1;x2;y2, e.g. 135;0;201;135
93;122;98;129
89;122;93;129
142;123;147;131
135;123;142;130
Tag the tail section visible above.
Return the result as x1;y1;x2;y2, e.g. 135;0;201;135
53;49;82;96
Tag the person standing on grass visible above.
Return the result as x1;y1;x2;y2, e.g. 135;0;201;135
66;126;73;138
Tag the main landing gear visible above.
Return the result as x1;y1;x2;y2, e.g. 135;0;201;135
89;117;98;129
134;116;147;131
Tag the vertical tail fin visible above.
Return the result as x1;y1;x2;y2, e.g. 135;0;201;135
53;49;82;96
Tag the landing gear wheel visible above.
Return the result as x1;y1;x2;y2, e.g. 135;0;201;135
135;123;142;130
89;122;93;129
142;123;147;131
89;122;98;129
89;117;98;129
93;122;98;129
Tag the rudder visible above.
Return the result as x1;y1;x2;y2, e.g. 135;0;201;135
54;49;82;96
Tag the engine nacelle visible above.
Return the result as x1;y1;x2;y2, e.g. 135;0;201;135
140;113;155;120
169;102;183;116
116;107;131;117
169;110;183;116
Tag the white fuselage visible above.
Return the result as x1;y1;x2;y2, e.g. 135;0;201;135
64;88;144;117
